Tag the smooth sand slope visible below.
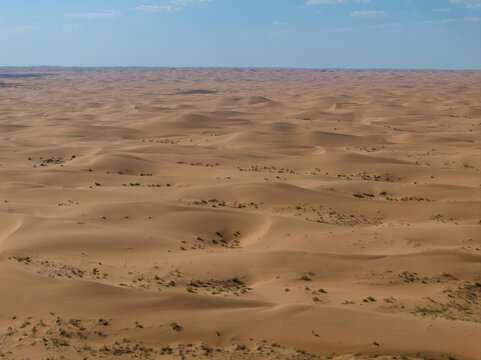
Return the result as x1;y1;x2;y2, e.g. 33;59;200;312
0;68;480;360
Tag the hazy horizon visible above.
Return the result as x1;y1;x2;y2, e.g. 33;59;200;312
1;66;480;71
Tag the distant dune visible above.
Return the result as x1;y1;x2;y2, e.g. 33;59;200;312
0;68;480;360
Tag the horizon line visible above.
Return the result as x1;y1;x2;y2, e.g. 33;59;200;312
1;65;480;71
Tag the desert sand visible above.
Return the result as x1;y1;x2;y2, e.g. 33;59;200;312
0;67;480;360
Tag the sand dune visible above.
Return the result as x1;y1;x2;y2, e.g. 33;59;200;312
0;68;480;360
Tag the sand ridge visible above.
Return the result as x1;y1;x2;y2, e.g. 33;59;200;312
0;68;480;359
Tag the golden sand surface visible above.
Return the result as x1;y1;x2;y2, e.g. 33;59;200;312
0;68;480;359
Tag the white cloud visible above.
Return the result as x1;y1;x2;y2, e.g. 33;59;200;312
307;0;370;4
450;0;481;9
63;23;82;31
369;23;404;32
136;0;211;13
419;17;480;25
418;18;457;25
66;11;118;19
136;5;180;12
6;25;39;33
170;0;212;4
274;20;286;25
350;10;387;18
433;8;452;12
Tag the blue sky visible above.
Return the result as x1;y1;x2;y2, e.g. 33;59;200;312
0;0;480;69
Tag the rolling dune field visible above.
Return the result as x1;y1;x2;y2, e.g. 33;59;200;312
0;68;480;359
